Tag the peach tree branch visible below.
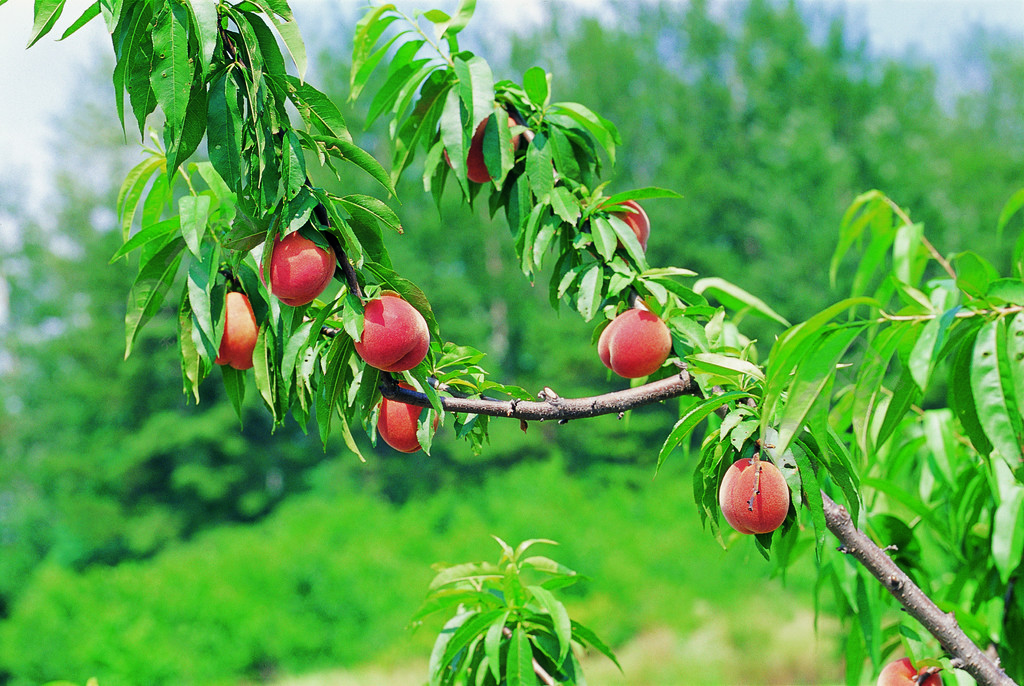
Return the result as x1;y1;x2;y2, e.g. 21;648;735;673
377;370;1018;684
822;494;1017;686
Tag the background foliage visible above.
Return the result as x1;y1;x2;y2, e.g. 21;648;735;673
2;1;1024;684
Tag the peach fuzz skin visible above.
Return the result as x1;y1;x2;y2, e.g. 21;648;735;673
597;308;672;379
610;199;651;251
264;230;336;307
718;457;790;535
354;295;430;373
876;658;941;686
444;115;521;184
378;383;432;453
214;291;259;371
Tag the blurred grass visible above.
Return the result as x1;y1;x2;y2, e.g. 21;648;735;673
0;454;844;685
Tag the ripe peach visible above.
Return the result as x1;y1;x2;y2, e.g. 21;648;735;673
444;115;520;184
377;383;437;453
718;457;790;534
609;199;651;251
876;658;942;686
354;294;430;372
264;229;336;307
597;308;672;378
214;291;259;370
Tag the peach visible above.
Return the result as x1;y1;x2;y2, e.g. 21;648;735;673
264;229;336;307
609;199;650;251
718;457;790;535
444;115;520;184
377;383;438;453
597;308;672;378
214;291;259;370
353;294;430;372
876;658;942;686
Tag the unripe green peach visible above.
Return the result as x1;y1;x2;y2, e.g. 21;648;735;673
377;383;437;453
718;457;790;534
597;308;672;379
354;294;430;372
214;291;259;371
876;658;942;686
264;229;336;307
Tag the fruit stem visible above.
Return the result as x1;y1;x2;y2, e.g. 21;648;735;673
747;453;762;512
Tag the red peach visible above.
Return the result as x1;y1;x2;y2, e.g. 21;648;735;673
597;308;672;379
718;457;790;535
264;229;336;307
876;658;942;686
609;199;651;251
214;291;259;371
378;383;431;453
444;115;521;184
354;294;430;372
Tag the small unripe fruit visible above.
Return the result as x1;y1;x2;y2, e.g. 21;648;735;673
354;294;430;372
444;115;521;184
378;383;430;453
609;199;651;251
597;308;672;379
264;229;336;307
214;291;259;371
718;457;790;534
876;658;941;686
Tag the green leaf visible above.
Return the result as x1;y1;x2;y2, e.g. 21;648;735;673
436;0;475;40
207;72;244;190
220;365;246;423
992;461;1024;583
311;135;397;197
602;187;683;206
28;0;67;48
694;277;790;327
525;131;555;200
570;620;622;672
117;155;165;239
249;0;307;80
949;324;993;457
178;195;212;258
337;194;402;234
58;1;100;40
972;318;1024;467
111;217;179;263
505;625;532;686
775;325;863;458
576;263;602;321
282;76;351;142
549;101;620;163
125;237;186;358
484;612;509;683
658;391;752;472
166;77;208;180
590;215;617;262
955;251;997;298
151;1;193;141
997;187;1024;239
184;0;218;76
523;66;549;108
908;307;959;392
454;54;494;128
440;609;508;681
527;585;571;662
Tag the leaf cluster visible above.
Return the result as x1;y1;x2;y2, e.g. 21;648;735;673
415;538;619;686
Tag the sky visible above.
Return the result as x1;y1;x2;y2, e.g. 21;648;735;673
0;0;1023;217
